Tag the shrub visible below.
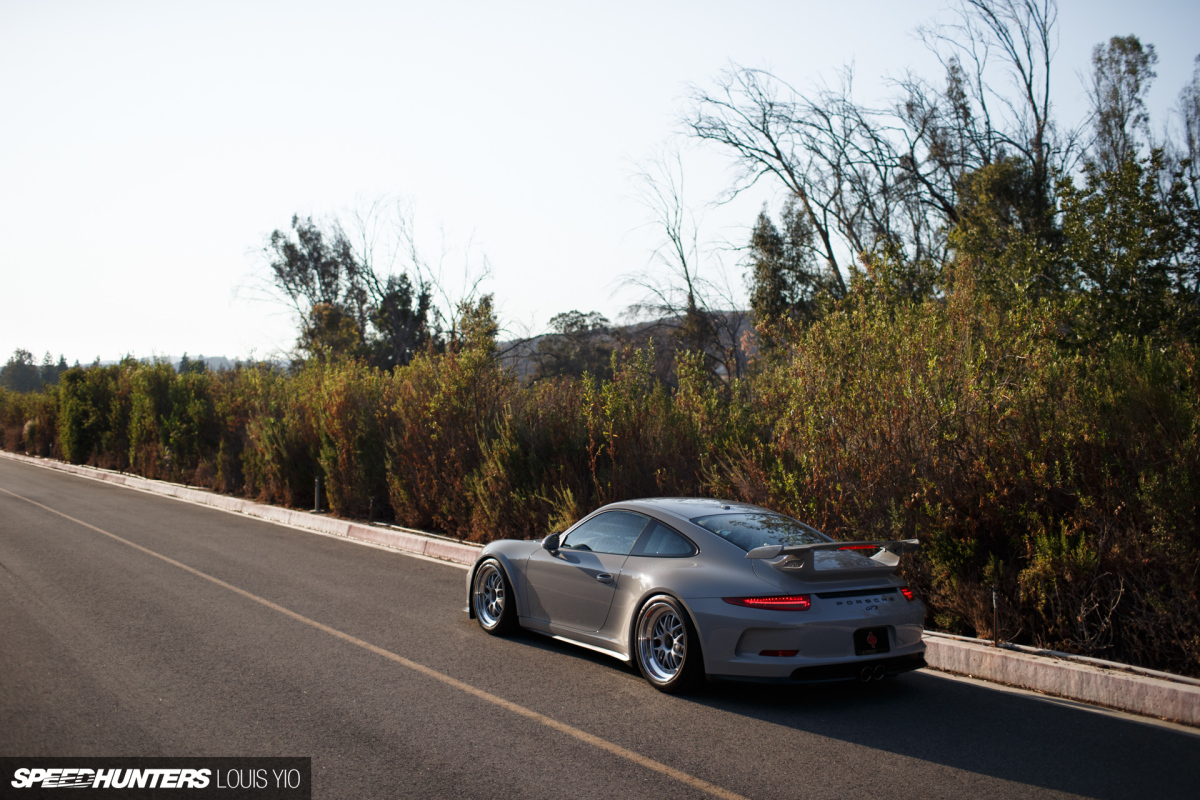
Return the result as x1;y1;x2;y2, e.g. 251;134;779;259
241;365;321;508
314;359;393;519
58;365;123;465
128;360;180;478
0;388;58;455
719;282;1199;674
384;343;509;538
465;376;593;541
581;346;706;505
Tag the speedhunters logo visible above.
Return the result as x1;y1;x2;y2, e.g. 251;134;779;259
11;768;213;789
1;758;310;798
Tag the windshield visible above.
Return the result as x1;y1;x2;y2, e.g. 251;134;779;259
691;513;832;552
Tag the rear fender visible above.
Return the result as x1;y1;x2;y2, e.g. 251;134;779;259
625;589;709;672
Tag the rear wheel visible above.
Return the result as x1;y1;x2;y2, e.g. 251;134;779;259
472;559;517;635
634;595;704;693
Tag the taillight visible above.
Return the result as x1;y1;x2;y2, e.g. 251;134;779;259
900;586;915;601
838;544;878;551
759;649;799;657
723;595;811;611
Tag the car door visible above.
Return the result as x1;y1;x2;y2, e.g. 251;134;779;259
524;510;650;632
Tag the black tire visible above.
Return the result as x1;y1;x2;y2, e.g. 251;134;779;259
633;594;705;693
472;559;518;635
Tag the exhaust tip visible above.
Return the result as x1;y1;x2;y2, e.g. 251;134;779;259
873;664;886;681
859;666;873;682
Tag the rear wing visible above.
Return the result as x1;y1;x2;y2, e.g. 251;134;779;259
745;539;919;581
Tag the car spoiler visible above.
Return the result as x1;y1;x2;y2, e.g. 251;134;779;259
745;539;919;580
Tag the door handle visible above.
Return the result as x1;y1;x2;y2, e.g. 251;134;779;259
596;573;615;585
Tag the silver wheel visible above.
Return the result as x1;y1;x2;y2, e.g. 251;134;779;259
473;561;508;630
636;598;688;685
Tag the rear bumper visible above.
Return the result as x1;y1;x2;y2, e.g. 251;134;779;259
788;651;927;683
711;652;927;685
687;595;927;681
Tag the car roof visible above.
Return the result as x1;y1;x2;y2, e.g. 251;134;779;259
608;497;772;524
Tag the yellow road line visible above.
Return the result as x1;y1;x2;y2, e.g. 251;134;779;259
0;486;750;800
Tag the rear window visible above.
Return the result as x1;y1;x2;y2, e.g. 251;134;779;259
691;513;832;552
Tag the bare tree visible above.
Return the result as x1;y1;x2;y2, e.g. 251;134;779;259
1166;57;1200;308
625;148;752;381
339;197;441;365
685;67;856;294
918;1;1062;173
685;0;1076;295
687;64;964;296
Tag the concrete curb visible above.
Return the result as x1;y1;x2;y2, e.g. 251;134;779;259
3;449;1196;728
924;634;1200;727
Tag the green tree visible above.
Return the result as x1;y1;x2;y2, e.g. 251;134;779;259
949;157;1064;301
1060;153;1182;343
177;353;209;375
266;214;437;367
38;352;67;387
1088;35;1158;174
297;303;365;362
367;272;434;370
533;311;614;381
266;216;369;362
746;200;825;328
267;216;368;327
1;350;42;392
453;294;499;355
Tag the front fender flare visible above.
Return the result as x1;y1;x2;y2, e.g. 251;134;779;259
466;548;525;619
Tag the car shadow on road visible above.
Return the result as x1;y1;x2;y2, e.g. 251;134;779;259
691;670;1197;799
477;625;1195;798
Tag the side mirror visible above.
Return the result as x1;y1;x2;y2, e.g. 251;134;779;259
542;533;561;552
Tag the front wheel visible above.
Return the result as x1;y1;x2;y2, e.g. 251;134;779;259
634;595;704;693
472;559;517;635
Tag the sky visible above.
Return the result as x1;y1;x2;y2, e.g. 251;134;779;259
3;0;1199;365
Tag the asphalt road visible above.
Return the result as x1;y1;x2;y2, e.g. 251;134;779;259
1;458;1196;799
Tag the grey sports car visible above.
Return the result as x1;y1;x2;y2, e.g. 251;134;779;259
466;498;927;692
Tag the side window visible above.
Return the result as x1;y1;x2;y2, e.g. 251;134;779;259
561;511;650;556
631;521;697;557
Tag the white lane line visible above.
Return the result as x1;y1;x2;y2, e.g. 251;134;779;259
0;485;751;800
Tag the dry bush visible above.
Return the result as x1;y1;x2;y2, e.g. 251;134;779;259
314;360;393;519
241;365;322;508
716;283;1199;674
383;344;510;536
